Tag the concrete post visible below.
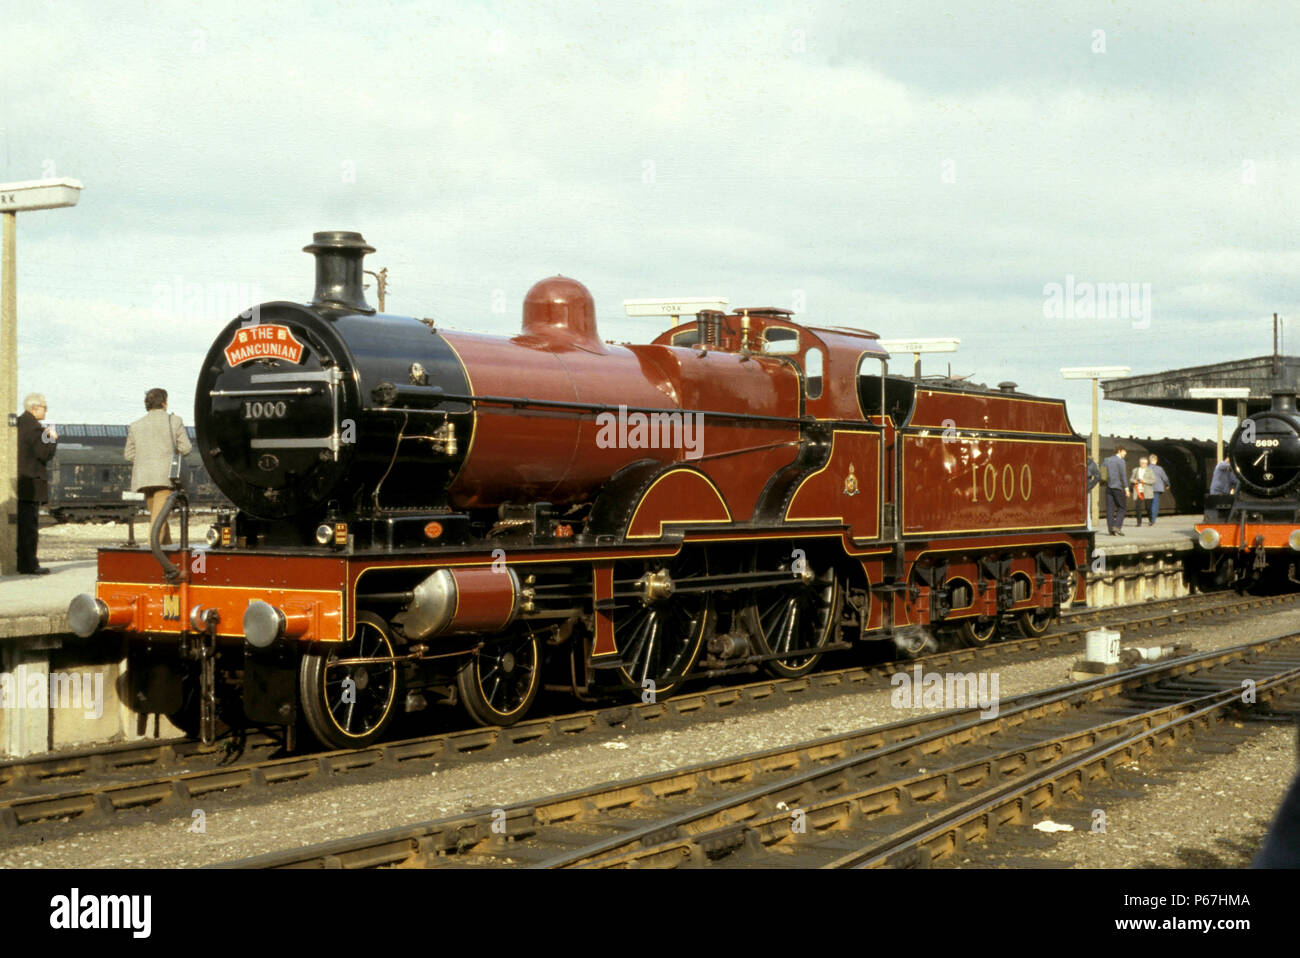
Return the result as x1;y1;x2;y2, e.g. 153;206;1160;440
1;212;16;575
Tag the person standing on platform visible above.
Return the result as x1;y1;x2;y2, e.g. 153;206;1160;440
1148;454;1170;525
1209;457;1236;495
1085;456;1101;531
124;388;192;544
1130;456;1155;527
16;393;57;574
1102;447;1128;536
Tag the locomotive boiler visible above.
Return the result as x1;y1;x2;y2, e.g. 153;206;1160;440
69;231;1091;750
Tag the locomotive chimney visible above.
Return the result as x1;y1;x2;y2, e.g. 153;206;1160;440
1271;389;1297;414
304;230;376;314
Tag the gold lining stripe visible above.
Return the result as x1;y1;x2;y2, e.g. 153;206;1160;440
438;335;478;489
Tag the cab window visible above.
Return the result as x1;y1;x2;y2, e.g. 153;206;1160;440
762;328;800;354
805;347;824;399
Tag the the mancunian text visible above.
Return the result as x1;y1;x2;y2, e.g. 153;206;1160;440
223;323;305;365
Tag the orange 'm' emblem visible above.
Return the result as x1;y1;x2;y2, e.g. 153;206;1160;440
224;324;305;366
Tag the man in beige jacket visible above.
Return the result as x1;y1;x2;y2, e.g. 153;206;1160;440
1129;456;1156;528
124;388;192;544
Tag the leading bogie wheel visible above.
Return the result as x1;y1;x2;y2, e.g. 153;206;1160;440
457;627;542;726
299;612;402;749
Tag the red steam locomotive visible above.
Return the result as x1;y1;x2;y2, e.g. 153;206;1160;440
69;231;1091;749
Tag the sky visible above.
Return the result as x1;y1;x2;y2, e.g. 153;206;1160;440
2;0;1297;441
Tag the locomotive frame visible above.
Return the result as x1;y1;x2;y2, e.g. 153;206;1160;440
70;231;1091;750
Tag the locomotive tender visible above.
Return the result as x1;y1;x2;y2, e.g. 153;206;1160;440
69;231;1091;749
1195;389;1300;591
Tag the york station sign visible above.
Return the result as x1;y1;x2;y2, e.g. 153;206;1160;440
0;178;84;212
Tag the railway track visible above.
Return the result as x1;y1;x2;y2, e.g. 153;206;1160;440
1;589;1295;836
224;632;1300;868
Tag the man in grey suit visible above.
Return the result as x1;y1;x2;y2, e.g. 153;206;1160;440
124;388;192;544
1102;447;1128;536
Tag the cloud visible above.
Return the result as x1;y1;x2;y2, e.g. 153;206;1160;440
0;0;1294;445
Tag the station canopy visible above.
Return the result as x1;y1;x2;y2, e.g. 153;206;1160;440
1101;355;1300;415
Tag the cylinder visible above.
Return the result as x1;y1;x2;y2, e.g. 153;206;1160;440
394;567;522;639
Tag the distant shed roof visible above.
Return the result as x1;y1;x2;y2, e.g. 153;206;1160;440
1101;355;1300;415
55;423;197;440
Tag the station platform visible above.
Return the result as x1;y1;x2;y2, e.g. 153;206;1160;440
1084;519;1200;608
0;560;96;639
0;559;135;759
1090;520;1198;557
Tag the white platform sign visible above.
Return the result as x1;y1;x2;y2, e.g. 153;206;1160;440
624;297;729;317
0;178;84;213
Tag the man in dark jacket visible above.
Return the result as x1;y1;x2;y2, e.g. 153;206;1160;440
1210;457;1235;495
1085;457;1102;531
16;393;57;574
1102;447;1128;536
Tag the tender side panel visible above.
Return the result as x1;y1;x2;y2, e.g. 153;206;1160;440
901;435;1085;535
909;389;1073;436
785;429;881;540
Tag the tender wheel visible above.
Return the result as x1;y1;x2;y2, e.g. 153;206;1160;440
1012;607;1054;638
957;615;998;647
457;627;542;726
298;612;402;749
610;549;712;698
744;545;842;678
